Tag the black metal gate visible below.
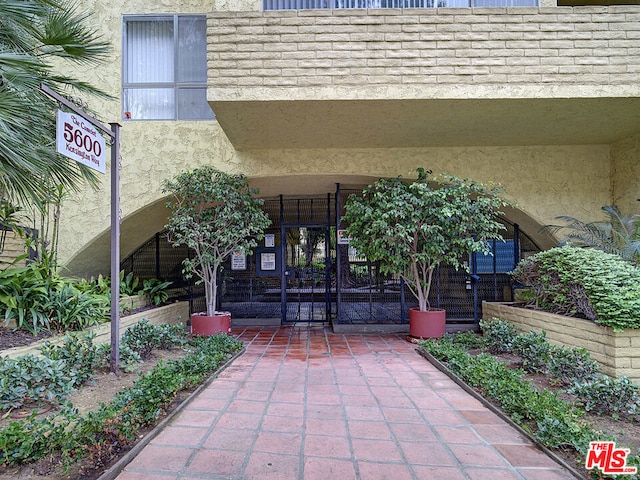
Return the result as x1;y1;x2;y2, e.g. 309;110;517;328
281;226;333;323
121;184;540;328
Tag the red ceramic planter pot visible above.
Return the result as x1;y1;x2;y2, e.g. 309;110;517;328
409;308;446;339
190;312;232;336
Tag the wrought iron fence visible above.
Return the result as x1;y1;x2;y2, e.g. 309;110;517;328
121;189;541;325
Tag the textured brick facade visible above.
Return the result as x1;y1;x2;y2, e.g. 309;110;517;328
0;231;27;269
2;302;189;359
483;302;640;385
208;7;640;88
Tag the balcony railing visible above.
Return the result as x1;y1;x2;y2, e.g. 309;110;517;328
264;0;536;10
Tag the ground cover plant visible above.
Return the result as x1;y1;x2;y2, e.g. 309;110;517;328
419;318;640;479
0;320;242;479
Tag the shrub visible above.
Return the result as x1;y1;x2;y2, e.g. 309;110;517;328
568;375;640;416
0;264;109;334
121;319;187;360
448;330;484;350
154;322;188;349
40;332;101;387
45;283;108;332
119;270;140;296
96;342;142;373
0;264;53;334
141;278;173;306
479;317;518;353
546;344;600;387
0;354;73;411
511;246;640;331
73;275;110;296
511;330;551;374
480;317;601;386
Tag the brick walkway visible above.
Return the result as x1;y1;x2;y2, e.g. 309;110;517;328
114;326;576;480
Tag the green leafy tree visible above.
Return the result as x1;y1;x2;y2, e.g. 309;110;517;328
0;0;110;206
163;167;271;316
343;169;509;312
543;205;640;266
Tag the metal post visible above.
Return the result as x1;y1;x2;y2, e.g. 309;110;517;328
400;276;406;324
492;238;498;301
512;223;520;302
109;123;120;374
335;184;341;325
155;232;161;279
280;195;286;323
472;249;479;324
325;193;331;323
39;85;121;374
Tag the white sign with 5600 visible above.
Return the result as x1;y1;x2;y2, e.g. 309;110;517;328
56;110;106;174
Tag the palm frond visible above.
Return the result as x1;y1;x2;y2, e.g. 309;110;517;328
0;0;112;206
543;205;640;265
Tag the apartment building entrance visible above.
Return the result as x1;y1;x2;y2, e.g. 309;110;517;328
120;187;540;330
282;226;334;323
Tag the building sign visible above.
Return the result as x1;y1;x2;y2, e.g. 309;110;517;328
56;110;106;173
231;252;246;271
337;229;351;245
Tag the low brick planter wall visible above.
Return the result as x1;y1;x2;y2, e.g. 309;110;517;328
120;294;149;312
2;301;189;359
483;302;640;384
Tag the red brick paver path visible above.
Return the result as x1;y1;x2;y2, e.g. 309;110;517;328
114;326;576;480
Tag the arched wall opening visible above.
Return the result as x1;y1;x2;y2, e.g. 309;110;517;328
64;174;556;331
64;174;556;279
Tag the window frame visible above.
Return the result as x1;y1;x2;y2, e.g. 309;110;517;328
122;14;213;121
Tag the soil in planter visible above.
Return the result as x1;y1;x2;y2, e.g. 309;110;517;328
0;348;190;480
0;328;52;350
0;304;162;351
467;349;640;477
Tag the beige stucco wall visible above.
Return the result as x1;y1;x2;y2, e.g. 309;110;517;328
56;0;617;276
611;132;640;213
61;135;611;275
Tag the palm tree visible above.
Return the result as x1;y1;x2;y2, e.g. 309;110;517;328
0;0;111;207
544;205;640;265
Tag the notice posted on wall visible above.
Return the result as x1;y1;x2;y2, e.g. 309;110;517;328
231;252;246;270
260;252;276;271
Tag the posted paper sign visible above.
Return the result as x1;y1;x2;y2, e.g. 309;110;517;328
56;110;106;173
231;252;246;271
337;229;351;245
261;252;276;271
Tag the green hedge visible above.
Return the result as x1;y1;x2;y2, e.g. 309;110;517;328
511;246;640;331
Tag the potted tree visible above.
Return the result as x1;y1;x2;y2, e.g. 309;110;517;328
343;168;509;338
163;166;271;335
